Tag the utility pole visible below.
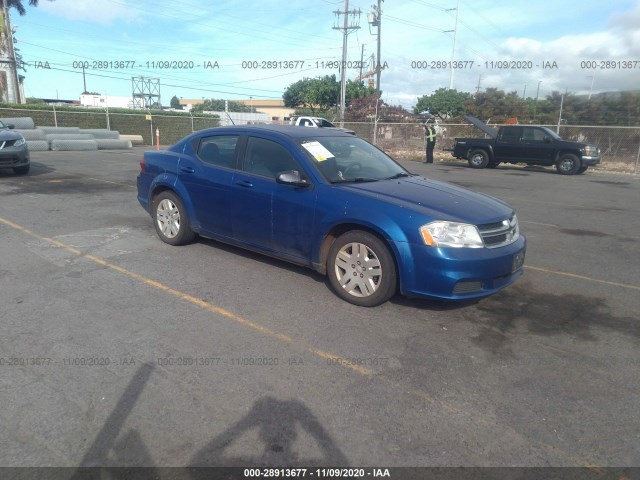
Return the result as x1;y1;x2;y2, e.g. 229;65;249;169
1;0;21;103
333;1;360;126
369;0;383;145
446;0;460;90
533;80;542;122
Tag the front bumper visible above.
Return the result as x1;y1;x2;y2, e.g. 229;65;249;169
0;146;30;169
395;235;526;300
581;155;600;166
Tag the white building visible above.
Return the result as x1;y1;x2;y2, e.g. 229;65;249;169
80;94;142;109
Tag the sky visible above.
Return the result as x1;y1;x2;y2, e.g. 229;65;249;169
10;0;640;109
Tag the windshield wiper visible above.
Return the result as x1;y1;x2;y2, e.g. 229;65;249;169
385;172;413;180
332;177;379;184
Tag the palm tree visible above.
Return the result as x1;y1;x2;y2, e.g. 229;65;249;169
1;0;51;102
5;0;51;16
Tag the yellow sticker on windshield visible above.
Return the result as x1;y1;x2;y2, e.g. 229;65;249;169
302;141;335;162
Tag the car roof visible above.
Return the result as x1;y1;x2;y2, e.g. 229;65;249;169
193;124;353;139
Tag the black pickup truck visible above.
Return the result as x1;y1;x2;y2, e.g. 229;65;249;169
450;117;601;175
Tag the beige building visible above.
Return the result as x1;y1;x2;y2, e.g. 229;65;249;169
180;99;294;123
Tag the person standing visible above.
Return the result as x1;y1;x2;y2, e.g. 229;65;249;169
424;121;437;164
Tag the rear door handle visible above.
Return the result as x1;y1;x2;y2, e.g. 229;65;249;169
180;166;195;174
235;180;254;188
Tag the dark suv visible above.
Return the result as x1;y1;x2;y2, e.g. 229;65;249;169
0;120;30;175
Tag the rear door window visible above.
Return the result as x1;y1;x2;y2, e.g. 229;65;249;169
197;135;239;168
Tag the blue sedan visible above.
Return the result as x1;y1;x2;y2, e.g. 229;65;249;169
137;125;525;307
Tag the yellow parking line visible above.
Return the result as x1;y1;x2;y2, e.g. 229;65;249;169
0;214;371;376
0;214;609;467
526;265;640;291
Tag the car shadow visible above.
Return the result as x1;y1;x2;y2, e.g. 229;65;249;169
0;162;54;178
195;236;327;285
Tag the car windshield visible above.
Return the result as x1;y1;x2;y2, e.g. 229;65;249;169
299;136;409;183
315;118;336;128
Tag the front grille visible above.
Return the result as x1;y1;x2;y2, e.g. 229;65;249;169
477;216;519;248
453;280;483;294
0;140;17;149
0;158;17;166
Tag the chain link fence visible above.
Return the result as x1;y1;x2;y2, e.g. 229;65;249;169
2;107;638;174
343;122;640;174
0;107;220;146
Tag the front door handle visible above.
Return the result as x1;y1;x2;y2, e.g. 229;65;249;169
235;180;254;188
180;166;195;174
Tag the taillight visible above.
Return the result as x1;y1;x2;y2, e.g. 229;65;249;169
140;156;145;172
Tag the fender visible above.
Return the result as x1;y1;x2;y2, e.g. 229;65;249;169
468;144;495;162
149;169;203;231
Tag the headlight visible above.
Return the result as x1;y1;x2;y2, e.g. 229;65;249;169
14;137;26;147
420;221;484;248
583;145;599;155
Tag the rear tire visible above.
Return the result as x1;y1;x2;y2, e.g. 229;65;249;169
468;149;490;169
152;191;196;246
556;154;581;175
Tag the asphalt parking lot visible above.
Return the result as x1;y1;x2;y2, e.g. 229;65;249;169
0;148;638;468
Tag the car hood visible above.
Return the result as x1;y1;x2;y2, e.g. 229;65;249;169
0;130;22;141
340;176;513;224
325;127;356;135
465;115;498;138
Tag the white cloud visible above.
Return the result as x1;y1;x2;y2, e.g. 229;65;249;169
38;0;135;25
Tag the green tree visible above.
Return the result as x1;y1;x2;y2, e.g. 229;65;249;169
5;0;53;16
465;88;529;123
2;1;54;75
414;88;472;118
192;98;251;113
170;95;182;110
283;75;340;113
345;79;375;104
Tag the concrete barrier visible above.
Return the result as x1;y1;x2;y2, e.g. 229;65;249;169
1;117;36;129
17;129;46;140
45;134;96;142
26;140;50;151
119;134;144;145
50;139;98;151
96;139;133;150
39;126;81;134
80;129;120;139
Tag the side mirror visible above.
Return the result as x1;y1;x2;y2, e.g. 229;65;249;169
6;123;15;129
543;135;552;143
276;170;310;187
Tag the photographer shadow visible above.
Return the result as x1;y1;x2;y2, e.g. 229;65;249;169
73;363;349;476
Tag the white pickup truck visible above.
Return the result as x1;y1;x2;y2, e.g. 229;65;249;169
289;116;356;135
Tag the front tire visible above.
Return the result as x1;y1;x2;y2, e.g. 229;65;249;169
556;154;581;175
13;165;29;175
152;191;196;246
327;230;397;307
576;166;589;174
468;149;490;169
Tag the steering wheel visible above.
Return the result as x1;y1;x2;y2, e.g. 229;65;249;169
342;162;362;177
